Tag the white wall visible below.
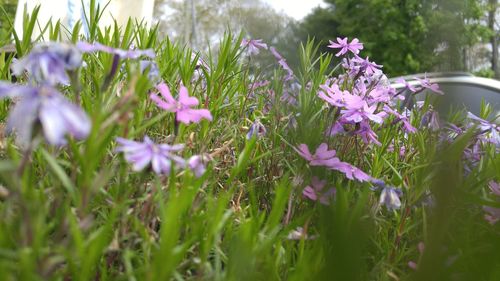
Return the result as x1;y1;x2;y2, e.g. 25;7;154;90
14;0;156;40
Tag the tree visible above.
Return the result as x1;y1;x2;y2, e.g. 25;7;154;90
0;0;18;44
299;6;339;54
154;0;298;49
487;0;499;77
422;0;487;72
300;0;488;77
153;0;303;70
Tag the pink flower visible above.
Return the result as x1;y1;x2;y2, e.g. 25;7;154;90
328;37;364;57
150;83;212;124
408;242;425;270
294;143;337;166
188;154;212;178
303;177;336;205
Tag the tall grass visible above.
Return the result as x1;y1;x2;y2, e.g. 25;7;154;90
0;2;499;281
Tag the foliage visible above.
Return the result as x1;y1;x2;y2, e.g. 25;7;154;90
0;0;17;44
300;0;489;76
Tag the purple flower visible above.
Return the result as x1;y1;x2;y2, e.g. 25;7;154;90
467;112;500;145
116;136;185;175
270;46;285;61
355;121;381;145
484;206;500;225
415;77;444;95
76;41;155;59
483;181;500;224
303;176;336;205
379;186;402;210
352;56;382;75
325;121;346;136
318;84;347;107
269;47;294;81
246;120;266;139
277;59;294;81
12;42;82;86
328;37;364;57
0;82;91;146
241;39;268;55
150;83;212;124
248;80;270;94
295;143;372;182
327;160;372;182
341;102;385;124
420;109;441;131
139;60;160;82
281;90;298;106
191;53;210;89
467;112;497;131
188;154;212;178
464;141;483;164
489;181;500;196
383;105;417;133
341;93;366;110
395;78;418;93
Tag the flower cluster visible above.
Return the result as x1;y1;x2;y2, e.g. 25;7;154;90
2;40;211;178
2;41;159;147
118;73;213;177
294;37;428;207
318;65;401;145
439;111;500;174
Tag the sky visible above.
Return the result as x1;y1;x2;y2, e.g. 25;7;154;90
263;0;326;20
